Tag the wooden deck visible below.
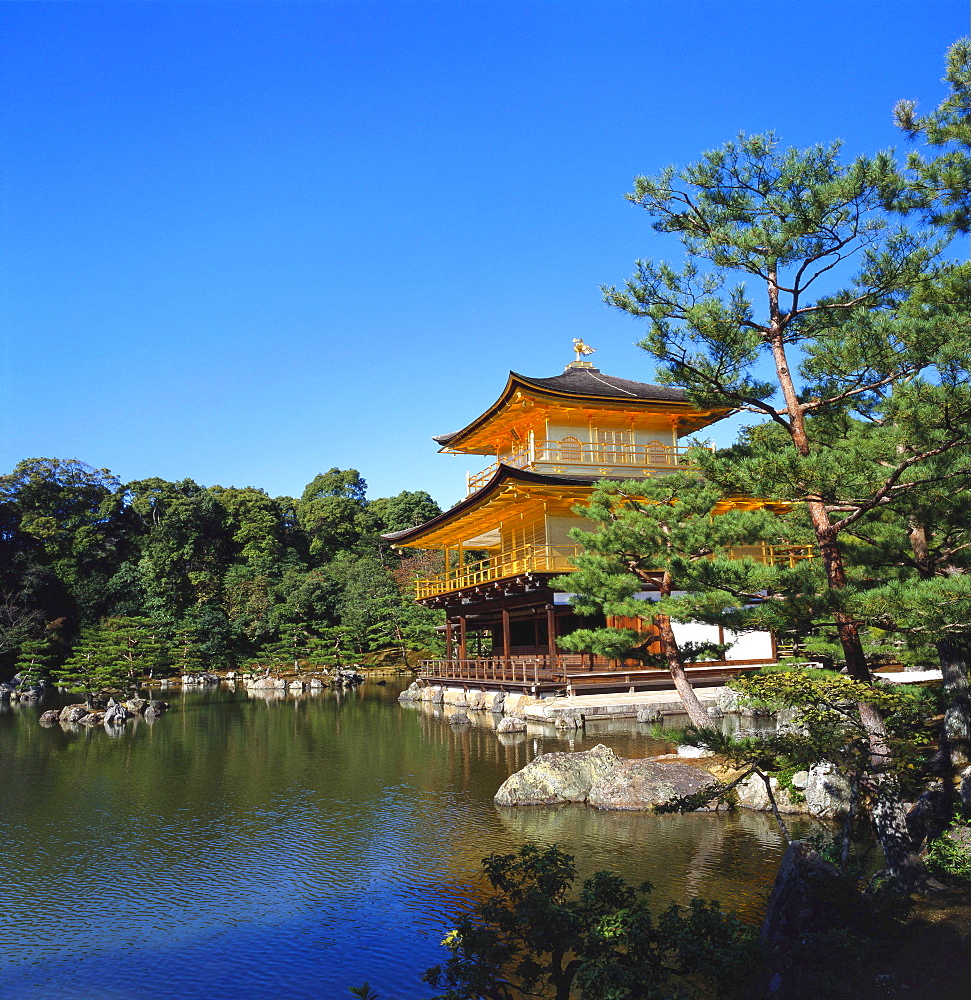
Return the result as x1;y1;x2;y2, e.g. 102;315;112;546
418;656;769;695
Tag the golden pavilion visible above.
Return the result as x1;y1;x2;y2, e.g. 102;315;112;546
384;347;805;694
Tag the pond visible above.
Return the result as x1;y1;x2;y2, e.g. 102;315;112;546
0;680;812;999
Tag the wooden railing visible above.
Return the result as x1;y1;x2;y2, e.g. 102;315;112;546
415;544;583;599
420;657;562;686
466;440;711;493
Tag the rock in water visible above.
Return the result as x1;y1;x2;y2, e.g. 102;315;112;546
587;759;717;811
103;702;129;725
448;712;471;726
496;716;526;734
494;744;620;806
59;704;88;724
39;710;60;726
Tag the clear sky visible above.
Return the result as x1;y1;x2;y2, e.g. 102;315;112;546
0;0;964;508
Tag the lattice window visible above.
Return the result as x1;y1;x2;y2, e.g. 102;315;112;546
647;440;669;465
557;436;582;462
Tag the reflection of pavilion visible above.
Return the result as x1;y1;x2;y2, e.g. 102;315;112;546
385;354;810;695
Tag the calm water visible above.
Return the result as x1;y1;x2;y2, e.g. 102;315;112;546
0;681;810;999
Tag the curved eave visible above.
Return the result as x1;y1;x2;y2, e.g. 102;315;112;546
381;464;598;548
433;371;727;452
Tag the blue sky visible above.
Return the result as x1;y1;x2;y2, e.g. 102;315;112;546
0;1;964;508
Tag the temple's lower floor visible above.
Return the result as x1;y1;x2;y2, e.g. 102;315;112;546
420;573;776;694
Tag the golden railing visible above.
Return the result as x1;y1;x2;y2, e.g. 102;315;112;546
415;544;583;600
466;440;712;493
414;542;813;599
728;543;815;568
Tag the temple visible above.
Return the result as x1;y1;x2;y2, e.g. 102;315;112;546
384;349;807;695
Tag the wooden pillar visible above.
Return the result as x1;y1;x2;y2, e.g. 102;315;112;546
445;620;453;662
458;616;467;662
546;605;557;669
502;608;511;664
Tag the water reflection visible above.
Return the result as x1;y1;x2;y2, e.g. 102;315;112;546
1;681;806;1000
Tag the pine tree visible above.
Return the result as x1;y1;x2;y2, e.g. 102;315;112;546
552;473;783;726
601;134;967;888
14;635;60;687
54;617;169;704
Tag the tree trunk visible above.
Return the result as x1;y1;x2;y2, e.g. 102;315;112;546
652;570;712;727
767;320;927;887
857;700;931;891
939;637;971;769
654;613;713;727
907;520;971;769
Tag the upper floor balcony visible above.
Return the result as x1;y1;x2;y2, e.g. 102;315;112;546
414;542;814;600
466;439;712;494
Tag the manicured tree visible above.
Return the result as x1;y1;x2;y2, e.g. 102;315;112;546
55;617;169;704
552;473;783;726
98;617;170;691
169;623;206;675
665;669;939;879
13;634;61;687
54;626;122;706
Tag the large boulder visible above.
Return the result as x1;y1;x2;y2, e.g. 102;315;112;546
182;671;219;687
448;711;472;726
503;692;538;715
496;715;526;734
735;773;807;814
59;704;88;724
805;762;852;819
484;691;506;713
587;759;717;811
398;681;422;703
39;710;60;726
715;686;773;717
247;675;288;691
494;744;620;806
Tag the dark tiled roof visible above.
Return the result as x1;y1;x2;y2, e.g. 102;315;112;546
516;369;687;402
432;370;686;446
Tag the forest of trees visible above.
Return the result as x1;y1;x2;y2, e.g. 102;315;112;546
0;460;446;683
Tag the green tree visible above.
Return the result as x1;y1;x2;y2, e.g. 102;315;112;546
1;458;139;626
53;617;167;704
13;633;61;687
369;490;442;536
552;473;777;726
603;133;966;888
298;469;374;562
893;37;971;234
